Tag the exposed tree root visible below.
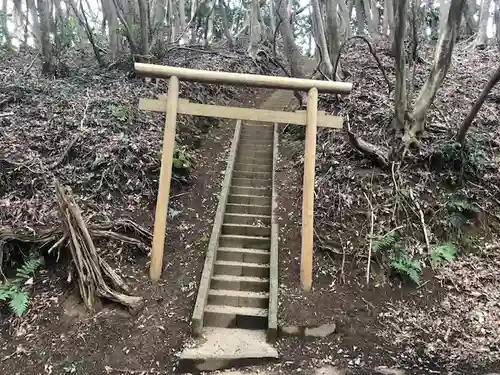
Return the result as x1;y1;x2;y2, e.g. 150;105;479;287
346;123;390;167
55;181;144;312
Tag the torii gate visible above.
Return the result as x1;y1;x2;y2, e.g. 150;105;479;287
135;63;352;291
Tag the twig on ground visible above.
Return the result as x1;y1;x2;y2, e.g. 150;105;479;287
0;112;14;117
409;187;430;253
338;233;346;284
363;191;374;285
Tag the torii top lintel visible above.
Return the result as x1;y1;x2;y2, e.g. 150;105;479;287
134;63;352;94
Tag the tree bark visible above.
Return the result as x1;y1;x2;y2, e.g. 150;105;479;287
411;0;465;134
248;0;263;57
311;0;334;77
276;0;304;78
495;0;500;51
393;0;408;130
462;0;478;36
382;0;394;36
338;0;352;38
475;0;491;48
362;0;377;35
137;0;149;54
355;0;365;34
440;0;450;28
27;0;41;45
457;65;500;144
178;0;190;44
37;0;54;74
218;0;234;48
1;0;11;47
325;0;342;78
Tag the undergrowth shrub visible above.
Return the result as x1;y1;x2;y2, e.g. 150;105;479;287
439;138;487;180
0;255;44;316
445;195;479;238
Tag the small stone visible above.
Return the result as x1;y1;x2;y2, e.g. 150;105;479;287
374;366;406;375
304;322;337;338
280;326;300;336
314;365;344;375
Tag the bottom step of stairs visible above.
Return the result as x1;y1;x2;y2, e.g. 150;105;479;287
178;327;278;372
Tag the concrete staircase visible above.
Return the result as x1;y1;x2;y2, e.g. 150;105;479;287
203;121;274;331
179;120;279;372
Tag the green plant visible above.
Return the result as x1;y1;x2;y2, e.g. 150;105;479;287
440;138;487;179
0;256;44;316
445;196;479;237
172;147;196;174
107;104;130;123
373;229;402;253
430;243;457;268
390;255;422;285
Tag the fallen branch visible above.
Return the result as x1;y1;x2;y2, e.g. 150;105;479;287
363;191;374;285
346;122;390;167
0;112;14;117
409;188;430;253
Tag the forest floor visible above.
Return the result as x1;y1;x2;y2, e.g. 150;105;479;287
1;41;500;375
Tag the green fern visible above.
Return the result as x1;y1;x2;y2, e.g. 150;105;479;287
8;290;29;317
391;255;422;285
430;243;457;268
0;255;44;316
373;230;402;253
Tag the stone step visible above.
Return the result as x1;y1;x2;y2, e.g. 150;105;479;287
237;150;273;159
233;170;272;180
225;203;271;216
224;213;271;226
239;132;274;141
239;137;273;145
228;194;271;206
214;260;270;278
233;163;272;173
231;177;272;188
230;185;271;197
219;234;270;250
210;274;269;292
217;247;270;264
207;289;269;309
236;156;273;165
222;223;271;238
204;305;268;330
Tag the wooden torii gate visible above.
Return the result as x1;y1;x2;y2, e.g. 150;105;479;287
135;63;352;291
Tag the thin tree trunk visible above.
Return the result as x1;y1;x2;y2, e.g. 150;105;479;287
382;0;394;36
111;0;140;54
355;0;364;34
325;0;342;78
276;0;304;78
107;0;119;57
411;0;465;134
463;0;478;36
457;65;500;144
1;0;11;47
218;0;233;48
37;0;54;74
338;0;352;38
311;0;334;77
248;0;262;57
393;0;408;130
138;0;149;55
495;0;500;51
178;0;190;44
269;0;276;38
475;0;491;48
362;0;376;35
440;0;450;28
27;0;41;45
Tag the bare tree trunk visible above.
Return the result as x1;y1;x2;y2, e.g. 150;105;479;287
355;0;365;34
269;0;276;38
440;0;450;28
276;0;304;78
393;0;408;130
338;0;352;38
204;0;215;46
111;0;140;54
27;0;41;45
138;0;149;54
456;65;500;144
248;0;262;57
411;0;465;134
311;0;334;77
382;0;394;36
463;0;478;36
325;0;342;78
178;0;190;44
37;0;54;74
475;0;491;48
0;0;11;47
218;0;234;48
362;0;376;35
495;0;500;51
